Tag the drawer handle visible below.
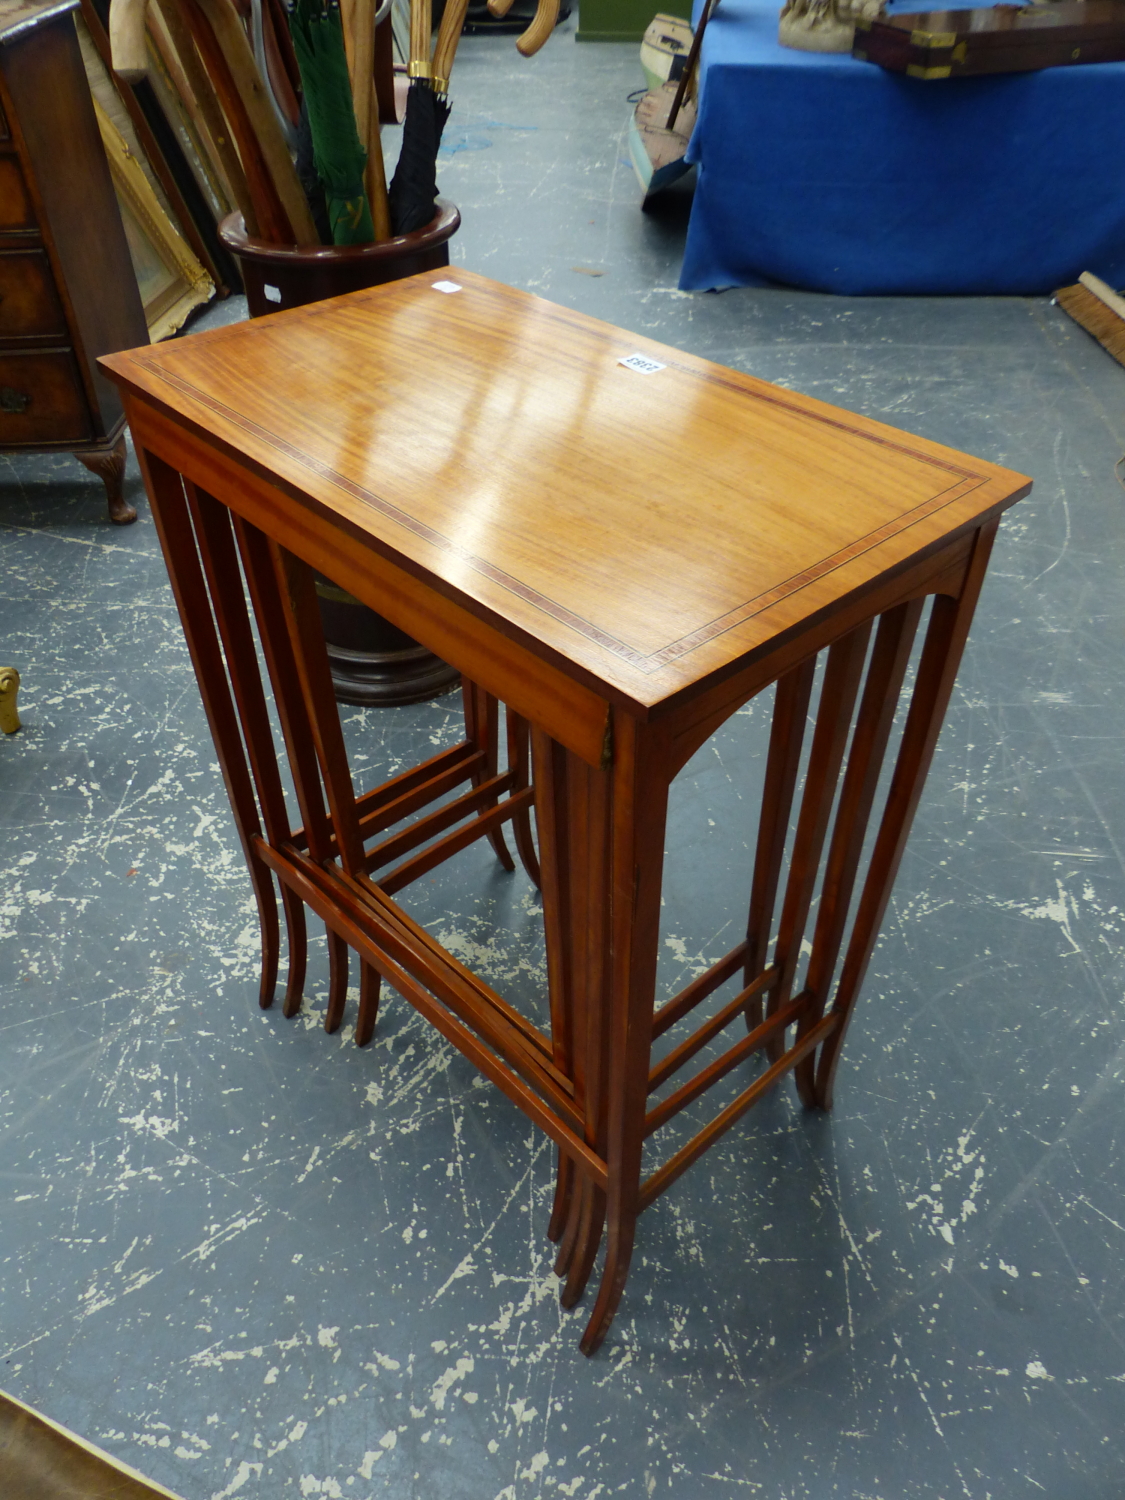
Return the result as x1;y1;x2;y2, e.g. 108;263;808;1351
0;386;29;414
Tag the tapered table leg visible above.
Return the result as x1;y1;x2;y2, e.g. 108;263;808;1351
534;727;605;1302
187;485;308;1015
580;712;670;1354
532;711;670;1356
356;961;381;1046
135;447;279;1010
743;659;815;1044
793;599;924;1106
762;627;871;1051
813;522;1000;1110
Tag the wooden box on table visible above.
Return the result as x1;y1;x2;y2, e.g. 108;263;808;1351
854;0;1125;78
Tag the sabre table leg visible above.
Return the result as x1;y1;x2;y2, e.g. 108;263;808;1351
137;449;280;1011
814;522;999;1110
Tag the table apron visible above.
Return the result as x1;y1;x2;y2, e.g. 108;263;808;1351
125;394;614;770
663;528;979;777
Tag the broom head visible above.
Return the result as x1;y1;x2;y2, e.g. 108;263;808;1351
1056;272;1125;370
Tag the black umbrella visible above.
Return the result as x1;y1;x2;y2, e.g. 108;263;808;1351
388;0;450;236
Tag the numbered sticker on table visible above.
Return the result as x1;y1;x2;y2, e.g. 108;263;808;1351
431;280;462;294
619;353;666;375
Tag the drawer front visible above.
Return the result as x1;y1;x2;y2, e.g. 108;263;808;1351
0;350;90;445
0;154;37;234
0;249;67;338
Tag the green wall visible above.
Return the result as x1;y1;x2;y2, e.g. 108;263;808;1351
576;0;689;43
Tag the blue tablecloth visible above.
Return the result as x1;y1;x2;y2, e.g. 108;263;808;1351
680;0;1125;294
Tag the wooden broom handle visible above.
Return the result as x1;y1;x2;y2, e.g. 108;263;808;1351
516;0;558;56
431;0;470;90
109;0;151;80
190;0;318;243
149;0;257;231
1079;271;1125;322
342;0;392;240
166;0;317;244
667;0;716;131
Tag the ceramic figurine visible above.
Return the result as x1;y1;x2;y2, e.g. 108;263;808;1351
779;0;885;52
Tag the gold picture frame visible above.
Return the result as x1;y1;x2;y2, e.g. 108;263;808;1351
91;95;214;342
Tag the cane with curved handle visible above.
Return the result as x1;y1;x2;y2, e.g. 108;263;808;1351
341;0;392;239
486;0;556;51
431;0;471;92
516;0;559;56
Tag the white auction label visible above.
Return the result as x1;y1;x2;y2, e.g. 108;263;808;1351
432;280;462;294
619;352;666;374
263;284;282;304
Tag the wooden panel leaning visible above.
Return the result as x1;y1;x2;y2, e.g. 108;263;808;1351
100;270;1030;1353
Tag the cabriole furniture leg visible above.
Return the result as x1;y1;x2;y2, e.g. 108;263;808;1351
75;436;134;525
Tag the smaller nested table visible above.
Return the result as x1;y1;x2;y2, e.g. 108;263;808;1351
102;272;1030;1353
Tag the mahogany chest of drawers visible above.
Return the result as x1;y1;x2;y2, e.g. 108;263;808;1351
0;0;148;523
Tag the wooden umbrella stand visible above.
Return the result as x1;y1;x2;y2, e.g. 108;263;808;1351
107;0;554;706
219;200;464;706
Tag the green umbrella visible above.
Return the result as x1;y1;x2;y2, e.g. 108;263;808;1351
288;0;374;245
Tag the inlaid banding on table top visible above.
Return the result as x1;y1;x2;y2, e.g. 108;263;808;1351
638;471;985;668
124;279;1001;675
139;356;989;675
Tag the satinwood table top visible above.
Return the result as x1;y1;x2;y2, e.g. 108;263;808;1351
102;270;1031;712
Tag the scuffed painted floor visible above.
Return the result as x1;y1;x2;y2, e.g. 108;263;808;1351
3;15;1125;1499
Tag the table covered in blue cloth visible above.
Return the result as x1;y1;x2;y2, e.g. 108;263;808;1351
680;0;1125;294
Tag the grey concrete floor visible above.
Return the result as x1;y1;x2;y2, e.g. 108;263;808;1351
3;13;1125;1500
